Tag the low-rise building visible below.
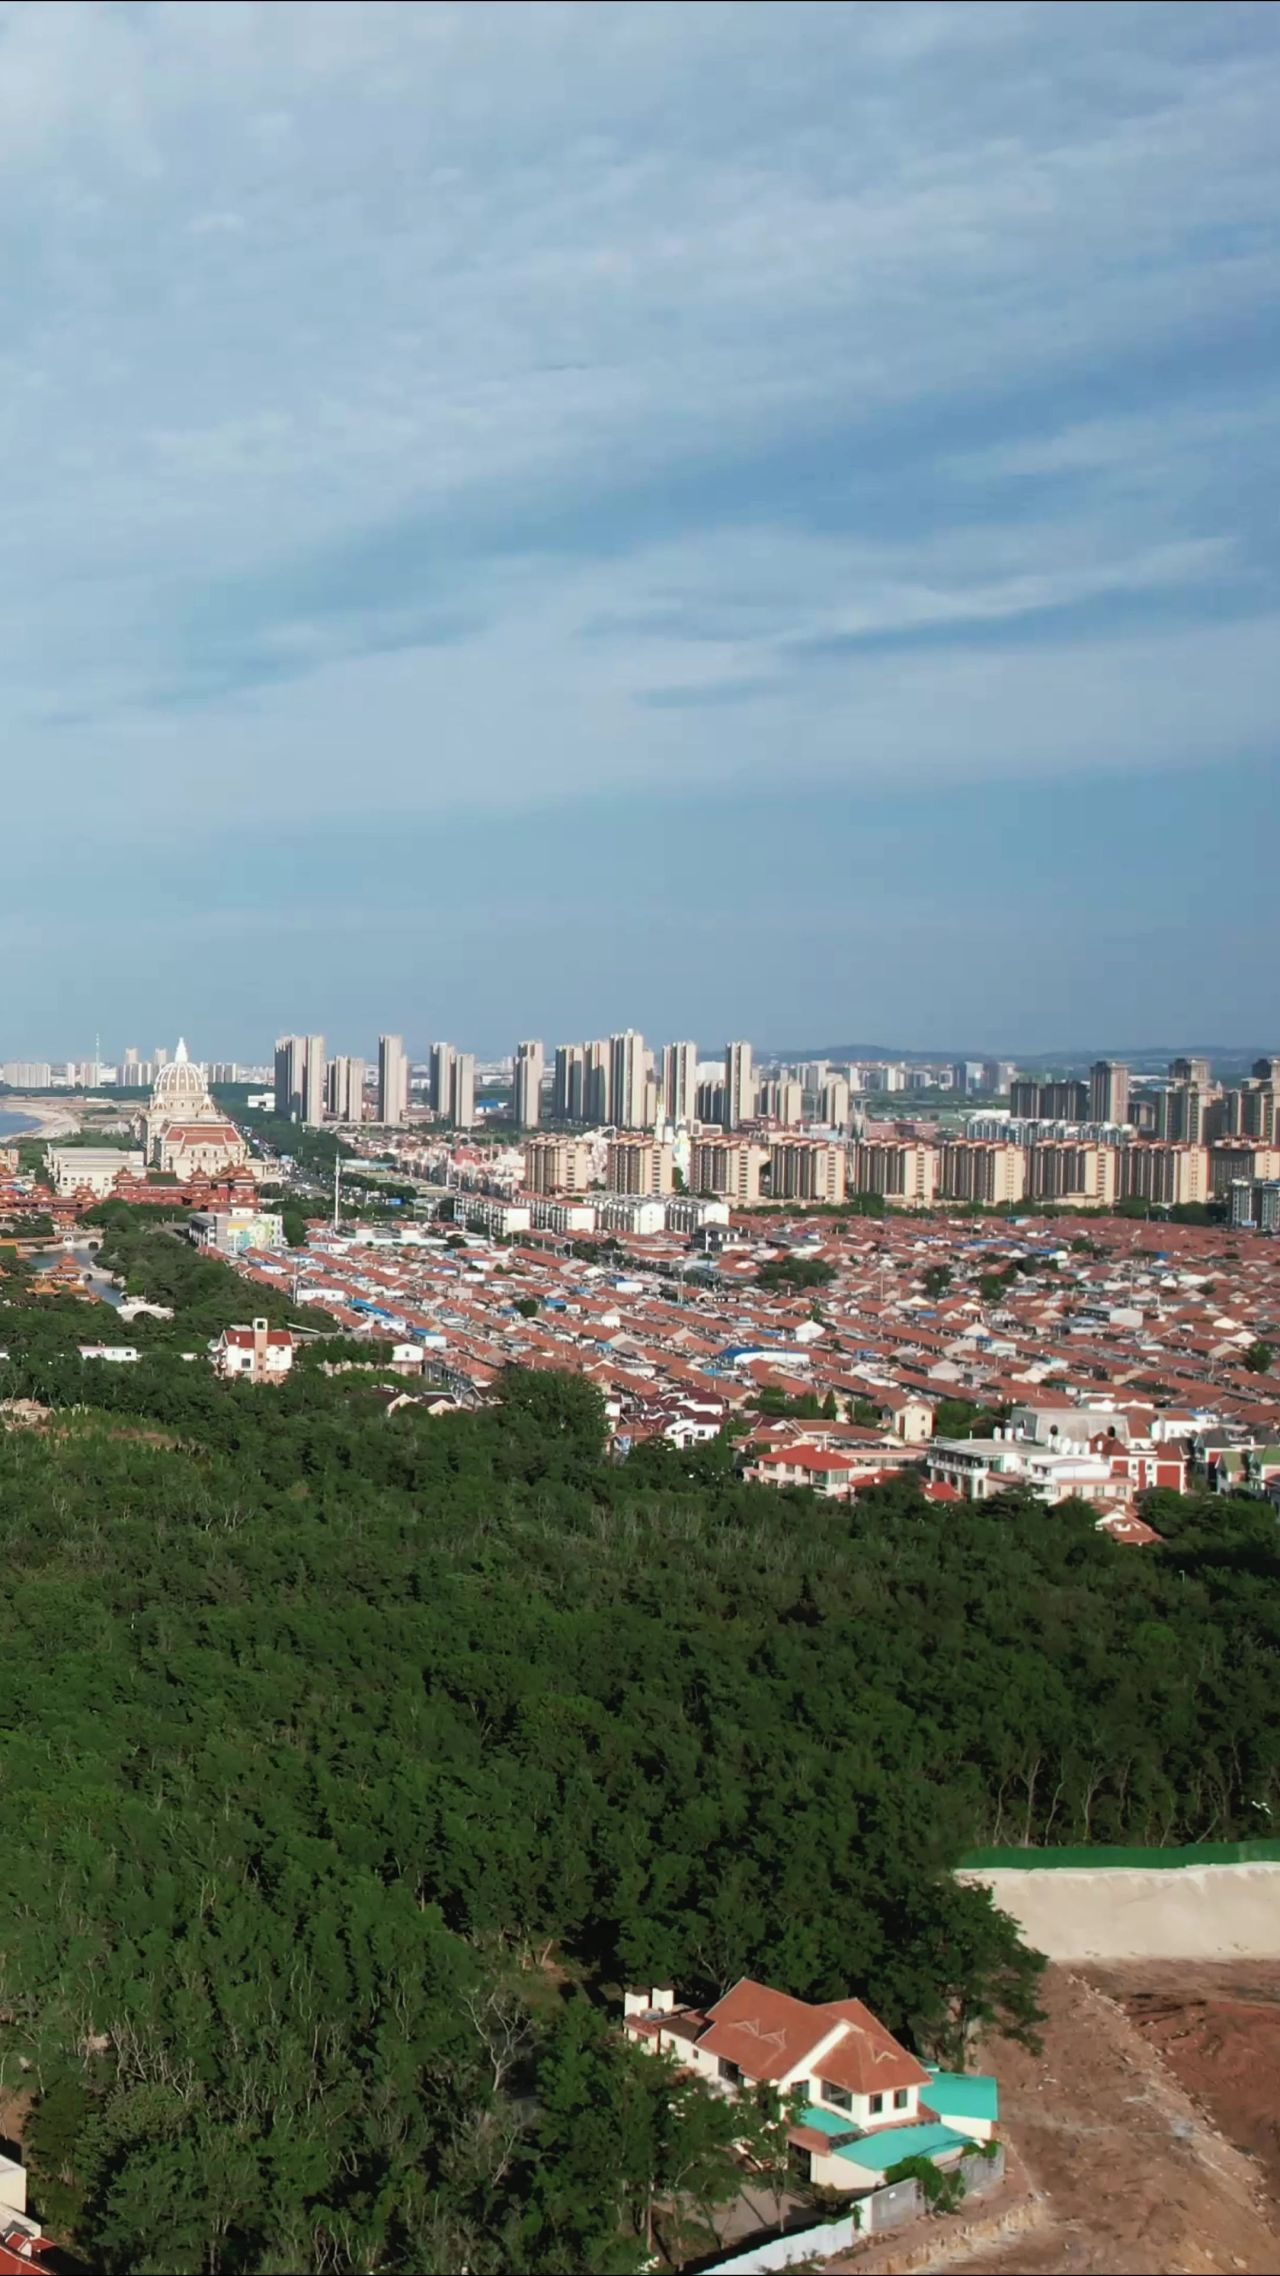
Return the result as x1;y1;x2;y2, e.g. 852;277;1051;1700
624;1979;996;2195
210;1319;295;1382
47;1147;146;1196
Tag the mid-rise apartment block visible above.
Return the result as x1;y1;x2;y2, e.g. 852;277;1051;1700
768;1139;846;1204
606;1136;675;1196
1229;1179;1280;1231
523;1135;594;1195
1023;1142;1117;1207
936;1140;1026;1207
690;1137;766;1206
1209;1143;1280;1197
850;1140;936;1207
1117;1143;1208;1208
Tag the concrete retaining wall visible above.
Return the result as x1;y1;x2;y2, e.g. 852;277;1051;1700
958;1861;1280;1962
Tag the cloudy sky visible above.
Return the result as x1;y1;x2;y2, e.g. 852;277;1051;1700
3;0;1278;1059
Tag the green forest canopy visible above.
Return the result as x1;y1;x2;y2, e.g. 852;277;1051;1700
0;1224;1274;2272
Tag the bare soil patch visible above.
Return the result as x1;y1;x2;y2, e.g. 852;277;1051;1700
1089;1962;1280;2206
834;1966;1280;2275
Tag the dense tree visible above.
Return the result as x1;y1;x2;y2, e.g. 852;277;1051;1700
0;1236;1273;2271
755;1258;836;1292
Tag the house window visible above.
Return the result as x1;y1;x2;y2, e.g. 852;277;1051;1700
717;2058;740;2084
894;2089;909;2110
869;2092;884;2115
819;2080;851;2112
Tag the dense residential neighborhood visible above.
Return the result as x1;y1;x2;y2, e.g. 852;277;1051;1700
207;1190;1280;1530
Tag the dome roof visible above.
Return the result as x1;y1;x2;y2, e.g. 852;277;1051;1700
153;1039;210;1106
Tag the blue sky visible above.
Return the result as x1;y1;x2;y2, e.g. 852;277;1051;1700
2;0;1278;1059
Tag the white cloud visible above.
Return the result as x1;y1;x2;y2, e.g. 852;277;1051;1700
0;0;1273;829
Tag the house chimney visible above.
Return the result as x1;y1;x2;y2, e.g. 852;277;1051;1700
651;1986;676;2015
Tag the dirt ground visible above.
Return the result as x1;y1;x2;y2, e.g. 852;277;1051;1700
829;1965;1280;2276
1092;1962;1280;2208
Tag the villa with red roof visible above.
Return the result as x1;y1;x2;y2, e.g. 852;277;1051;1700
624;1978;997;2192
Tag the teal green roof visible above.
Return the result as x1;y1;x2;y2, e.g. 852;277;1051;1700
798;2104;857;2140
833;2120;969;2172
924;2067;999;2121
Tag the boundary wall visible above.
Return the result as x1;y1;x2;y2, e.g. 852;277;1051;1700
698;2149;1004;2274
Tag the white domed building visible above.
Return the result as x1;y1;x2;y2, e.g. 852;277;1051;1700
141;1041;251;1180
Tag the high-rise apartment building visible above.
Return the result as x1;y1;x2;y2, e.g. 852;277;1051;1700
449;1053;476;1129
523;1135;593;1195
1169;1056;1212;1088
1089;1060;1131;1126
1010;1077;1091;1121
758;1079;804;1127
552;1043;587;1122
610;1030;650;1130
513;1039;544;1130
376;1034;409;1127
819;1077;851;1131
584;1041;611;1126
723;1040;755;1130
300;1036;325;1127
1154;1081;1214;1145
606;1136;675;1196
1222;1060;1277;1143
768;1139;846;1204
429;1043;456;1117
326;1055;366;1123
274;1034;323;1124
689;1137;766;1206
696;1081;726;1125
661;1041;698;1126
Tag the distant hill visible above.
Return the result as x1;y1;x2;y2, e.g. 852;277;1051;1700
767;1043;1272;1069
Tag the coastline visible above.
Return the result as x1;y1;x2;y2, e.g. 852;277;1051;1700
0;1095;81;1141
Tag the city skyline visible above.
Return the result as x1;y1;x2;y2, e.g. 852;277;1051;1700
0;4;1277;1045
